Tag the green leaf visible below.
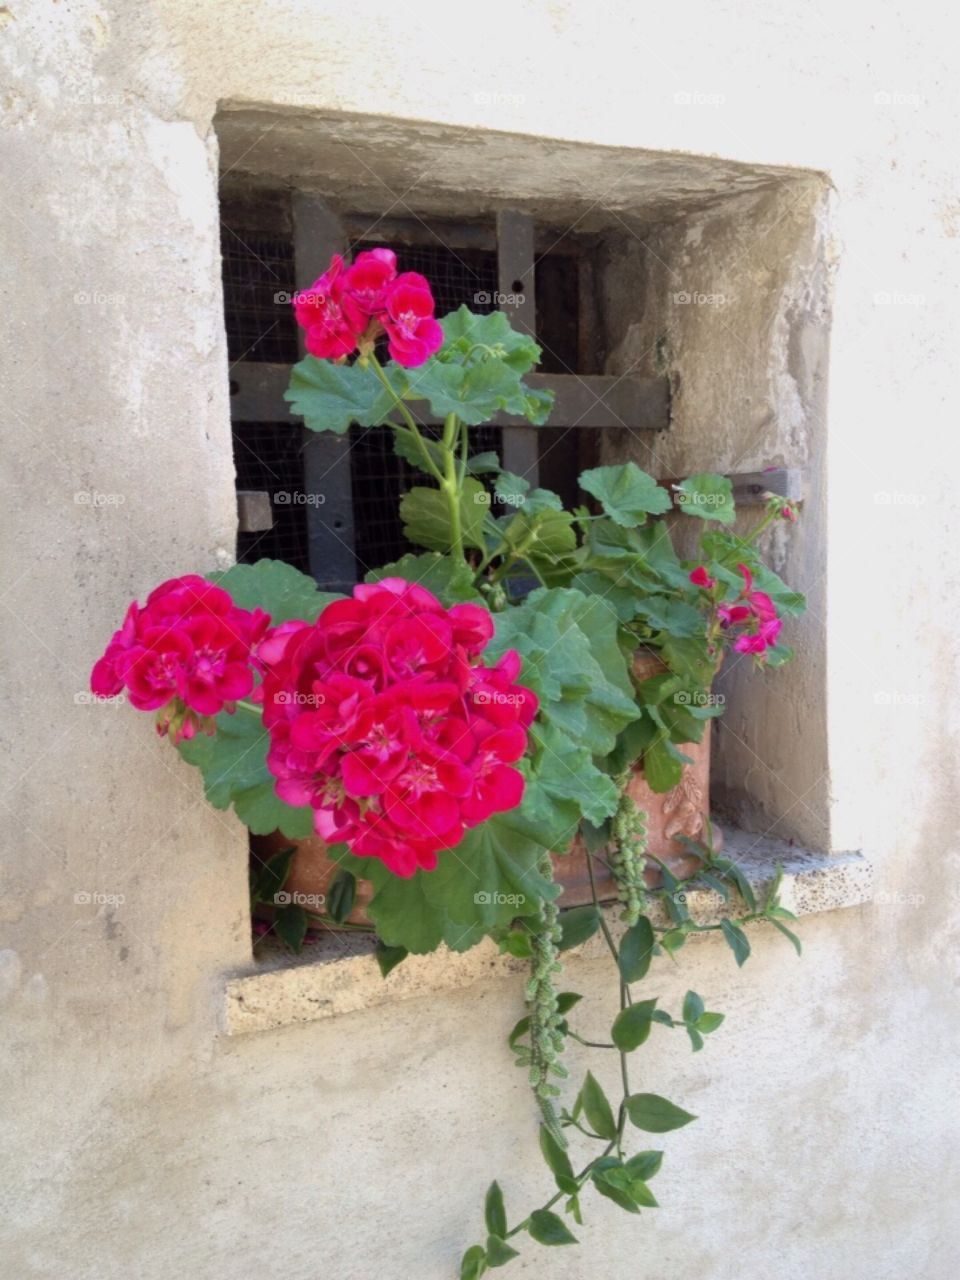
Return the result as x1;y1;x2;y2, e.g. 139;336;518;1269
499;928;534;959
326;869;356;924
459;1244;488;1280
400;480;489;552
527;1209;578;1246
374;941;407;978
524;725;620;846
580;463;673;527
557;906;601;952
625;1093;697;1133
491;588;639;757
210;558;339;625
598;1165;660;1208
285;355;400;433
579;1072;617;1140
351;803;556;955
439;306;542;374
407;357;526;427
250;845;296;905
557;992;583;1015
618;917;655;983
720;918;752;967
467;450;502;475
484;1181;508;1239
660;929;687;955
539;1125;575;1188
365;552;483;604
696;1011;725;1034
711;858;757;911
177;708;314;838
674;473;736;524
631;595;706;638
485;1235;519;1267
625;1150;664;1181
768;916;803;956
641;735;688;793
612;999;658;1052
592;1169;640;1215
273;903;308;953
682;990;705;1024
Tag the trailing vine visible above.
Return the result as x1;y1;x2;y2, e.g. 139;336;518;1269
460;841;802;1277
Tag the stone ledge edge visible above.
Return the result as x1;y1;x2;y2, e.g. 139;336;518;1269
222;844;871;1037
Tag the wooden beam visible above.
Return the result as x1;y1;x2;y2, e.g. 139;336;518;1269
291;193;358;593
230;364;671;433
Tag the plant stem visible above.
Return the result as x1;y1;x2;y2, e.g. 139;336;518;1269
368;355;444;484
439;412;466;562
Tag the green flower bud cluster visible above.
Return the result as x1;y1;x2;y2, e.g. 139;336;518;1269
610;782;648;926
525;854;569;1147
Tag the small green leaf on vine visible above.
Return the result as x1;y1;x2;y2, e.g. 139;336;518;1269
527;1209;578;1246
484;1181;507;1239
578;1071;618;1141
625;1093;697;1133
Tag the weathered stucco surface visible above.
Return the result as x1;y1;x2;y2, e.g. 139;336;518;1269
1;2;958;1278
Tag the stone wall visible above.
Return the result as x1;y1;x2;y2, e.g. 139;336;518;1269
1;3;957;1277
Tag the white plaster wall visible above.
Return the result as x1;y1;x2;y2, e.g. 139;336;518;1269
1;2;958;1277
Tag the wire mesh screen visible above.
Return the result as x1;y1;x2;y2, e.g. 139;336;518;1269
350;424;502;574
220;227;300;364
232;422;310;571
353;240;499;318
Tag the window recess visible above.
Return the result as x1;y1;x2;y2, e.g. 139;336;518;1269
221;188;671;592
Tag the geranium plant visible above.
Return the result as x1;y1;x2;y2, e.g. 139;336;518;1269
92;247;806;1277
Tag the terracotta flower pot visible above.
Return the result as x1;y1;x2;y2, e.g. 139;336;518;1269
251;652;720;927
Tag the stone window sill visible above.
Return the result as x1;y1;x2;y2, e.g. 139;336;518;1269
222;831;872;1036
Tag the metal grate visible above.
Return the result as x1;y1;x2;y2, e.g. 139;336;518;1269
350;424;502;573
353;240;499;318
232;422;310;571
220;227;300;364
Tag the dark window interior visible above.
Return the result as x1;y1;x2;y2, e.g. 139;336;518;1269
220;191;594;581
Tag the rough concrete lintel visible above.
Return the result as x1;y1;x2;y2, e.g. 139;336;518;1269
223;843;871;1037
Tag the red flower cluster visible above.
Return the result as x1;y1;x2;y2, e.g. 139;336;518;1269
293;248;444;368
90;576;268;742
718;563;782;656
260;579;538;877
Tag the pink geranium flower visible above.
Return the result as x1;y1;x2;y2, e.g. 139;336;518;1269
689;565;717;590
290;251;445;370
259;580;535;877
89;575;269;743
293;255;363;360
382;273;444;367
717;564;784;659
